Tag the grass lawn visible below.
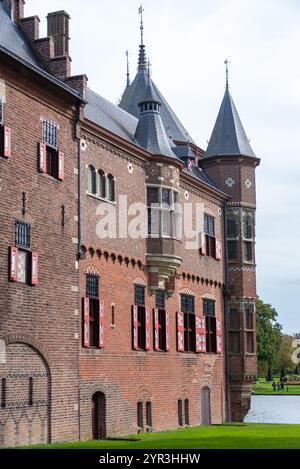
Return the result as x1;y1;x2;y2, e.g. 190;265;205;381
20;424;300;449
253;378;300;395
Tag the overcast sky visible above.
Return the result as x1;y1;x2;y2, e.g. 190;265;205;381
26;0;300;334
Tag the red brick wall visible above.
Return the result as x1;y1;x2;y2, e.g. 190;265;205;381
0;62;80;446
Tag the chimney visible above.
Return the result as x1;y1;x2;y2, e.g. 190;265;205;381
47;10;70;57
3;0;25;22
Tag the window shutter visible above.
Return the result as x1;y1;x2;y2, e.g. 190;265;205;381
58;151;64;180
10;246;18;282
145;307;151;350
216;319;222;353
154;308;159;351
83;298;90;347
132;305;138;350
165;311;170;351
177;312;184;352
216;240;222;260
99;300;105;348
196;316;206;353
39;143;46;173
31;252;38;286
200;232;206;256
4;126;12;158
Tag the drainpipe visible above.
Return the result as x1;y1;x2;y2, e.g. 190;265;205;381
76;108;82;441
223;201;232;422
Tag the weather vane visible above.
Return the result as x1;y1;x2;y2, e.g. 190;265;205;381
224;59;230;88
138;5;144;45
126;50;130;86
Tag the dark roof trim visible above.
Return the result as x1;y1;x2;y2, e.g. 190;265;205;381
0;44;85;103
181;170;230;201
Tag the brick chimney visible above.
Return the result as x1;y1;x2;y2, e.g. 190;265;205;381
47;10;70;57
3;0;25;22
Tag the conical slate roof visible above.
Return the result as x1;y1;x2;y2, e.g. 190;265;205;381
135;79;176;158
119;68;195;144
205;86;256;158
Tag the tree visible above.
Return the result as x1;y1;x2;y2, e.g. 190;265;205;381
274;335;295;373
256;297;282;378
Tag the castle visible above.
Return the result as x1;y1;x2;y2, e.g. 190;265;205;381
0;0;260;447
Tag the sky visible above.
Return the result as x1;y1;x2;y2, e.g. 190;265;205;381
26;0;300;334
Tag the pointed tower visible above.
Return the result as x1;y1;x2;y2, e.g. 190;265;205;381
201;68;260;422
135;78;176;158
119;9;194;144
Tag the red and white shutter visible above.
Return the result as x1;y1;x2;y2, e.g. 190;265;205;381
216;240;222;260
99;300;105;348
10;246;18;282
154;308;159;351
216;319;223;354
132;305;138;350
4;126;12;158
83;297;90;347
145;307;151;350
165;311;170;351
39;143;46;173
196;316;206;353
177;312;184;352
200;232;207;256
31;251;38;286
58;151;64;180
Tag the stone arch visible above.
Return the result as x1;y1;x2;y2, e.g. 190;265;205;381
0;338;51;448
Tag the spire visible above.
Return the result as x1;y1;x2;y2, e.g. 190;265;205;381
135;78;176;158
126;50;130;87
138;5;147;70
205;76;256;158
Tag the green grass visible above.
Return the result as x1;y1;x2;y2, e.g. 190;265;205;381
19;424;300;449
253;378;300;395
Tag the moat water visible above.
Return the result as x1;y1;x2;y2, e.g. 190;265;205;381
245;395;300;424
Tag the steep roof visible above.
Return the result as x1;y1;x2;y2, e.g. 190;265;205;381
119;67;195;144
134;79;176;158
0;1;42;68
205;86;256;158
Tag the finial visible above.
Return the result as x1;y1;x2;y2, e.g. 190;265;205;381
224;59;230;88
126;50;130;86
138;5;144;46
147;58;152;78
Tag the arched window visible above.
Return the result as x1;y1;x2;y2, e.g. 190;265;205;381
87;165;96;194
107;174;115;202
97;170;106;198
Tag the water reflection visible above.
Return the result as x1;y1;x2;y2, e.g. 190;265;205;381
245;395;300;424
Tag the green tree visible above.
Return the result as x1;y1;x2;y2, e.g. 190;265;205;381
256;297;282;379
274;335;295;373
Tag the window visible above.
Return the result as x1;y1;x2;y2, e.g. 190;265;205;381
147;186;180;238
97;170;105;198
227;218;237;238
29;377;33;407
184;399;190;426
40;119;62;179
46;146;59;178
88;165;96;194
243;212;254;263
203;299;215;316
244;241;253;262
228;240;238;261
85;274;100;348
86;274;99;298
135;285;145;306
206;316;217;353
181;294;195;352
137;402;143;430
43;119;58;148
0;96;3;125
1;378;6;408
107;174;115;202
245;306;255;354
178;399;183;427
243;216;253;239
228;308;240;354
146;402;152;429
204;214;216;257
15;221;31;249
155;290;165;310
10;247;38;286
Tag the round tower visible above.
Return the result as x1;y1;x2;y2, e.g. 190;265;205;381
201;74;260;421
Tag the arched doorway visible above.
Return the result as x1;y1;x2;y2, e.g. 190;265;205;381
0;342;50;448
92;392;106;439
201;387;211;425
